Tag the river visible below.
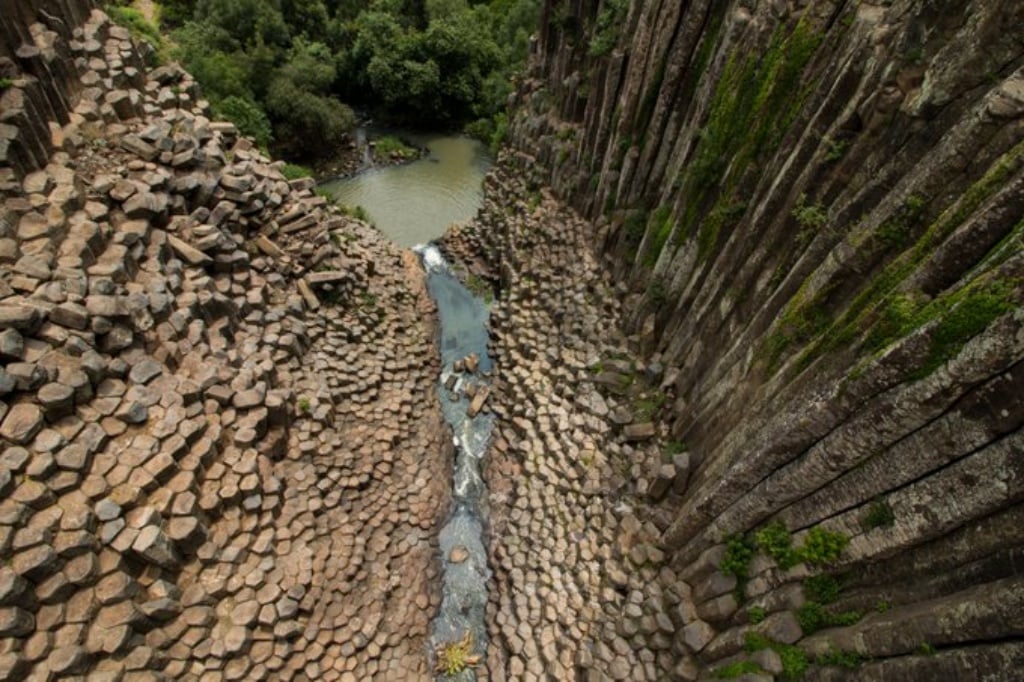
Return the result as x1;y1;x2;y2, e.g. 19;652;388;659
319;133;491;247
321;134;494;680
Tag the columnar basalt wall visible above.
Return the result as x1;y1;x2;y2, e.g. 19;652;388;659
0;3;448;680
507;0;1024;677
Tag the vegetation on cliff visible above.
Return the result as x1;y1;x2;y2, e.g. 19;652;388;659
114;0;539;159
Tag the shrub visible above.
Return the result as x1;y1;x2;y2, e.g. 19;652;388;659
792;193;828;230
107;5;163;51
748;606;766;624
797;601;862;635
803;575;841;604
434;631;481;676
861;499;895;530
281;163;313;180
798;527;848;566
778;644;809;680
745;632;771;652
720;534;755;581
373;135;416;159
756;521;800;569
796;601;827;633
589;0;629;57
216;96;272;148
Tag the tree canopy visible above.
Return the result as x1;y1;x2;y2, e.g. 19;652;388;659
157;0;540;159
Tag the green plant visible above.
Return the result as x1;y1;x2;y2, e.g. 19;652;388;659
756;521;800;569
720;534;755;582
373;135;417;159
215;96;273;148
644;205;674;267
875;600;891;613
816;649;866;668
803;575;841;604
434;631;481;676
665;440;686;456
338;204;372;223
917;642;936;655
465;274;494;304
0;77;12;90
618;208;649;259
106;5;163;52
912;282;1016;379
633;391;666;421
823;136;849;162
748;606;766;624
281;164;313;180
798;527;849;566
589;0;629;57
778;643;809;680
796;601;827;633
861;499;896;530
745;632;771;652
745;634;809;680
297;397;311;413
714;660;764;678
797;601;862;634
793;193;828;230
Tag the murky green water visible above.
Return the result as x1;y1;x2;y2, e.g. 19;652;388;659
319;134;491;247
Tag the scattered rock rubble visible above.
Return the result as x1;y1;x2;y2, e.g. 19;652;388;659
440;154;702;681
1;10;448;681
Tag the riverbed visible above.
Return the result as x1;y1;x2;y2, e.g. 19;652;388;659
323;133;494;679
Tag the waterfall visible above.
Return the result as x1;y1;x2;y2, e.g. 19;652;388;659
356;126;374;168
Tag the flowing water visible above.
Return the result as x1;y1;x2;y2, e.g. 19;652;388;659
418;245;493;680
320;135;494;679
319;133;491;247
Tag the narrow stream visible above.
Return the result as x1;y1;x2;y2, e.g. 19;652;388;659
418;244;493;680
321;134;493;679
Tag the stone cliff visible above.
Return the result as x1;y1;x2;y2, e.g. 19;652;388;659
491;0;1024;678
3;0;1024;680
1;2;449;680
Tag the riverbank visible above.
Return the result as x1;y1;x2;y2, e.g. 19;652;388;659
439;155;701;681
0;10;449;680
309;132;429;183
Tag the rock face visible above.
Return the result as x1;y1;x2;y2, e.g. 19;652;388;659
0;4;446;680
485;0;1024;678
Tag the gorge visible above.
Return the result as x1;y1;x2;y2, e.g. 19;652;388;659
1;0;1023;681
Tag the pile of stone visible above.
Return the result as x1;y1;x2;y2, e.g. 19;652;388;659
440;157;701;681
1;9;447;681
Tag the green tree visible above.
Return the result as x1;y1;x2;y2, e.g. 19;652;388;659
281;0;330;40
216;96;273;147
194;0;290;47
265;40;355;156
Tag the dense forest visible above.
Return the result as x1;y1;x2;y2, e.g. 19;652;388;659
114;0;540;159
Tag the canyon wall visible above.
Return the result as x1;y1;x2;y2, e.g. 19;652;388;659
0;2;448;679
508;0;1024;677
